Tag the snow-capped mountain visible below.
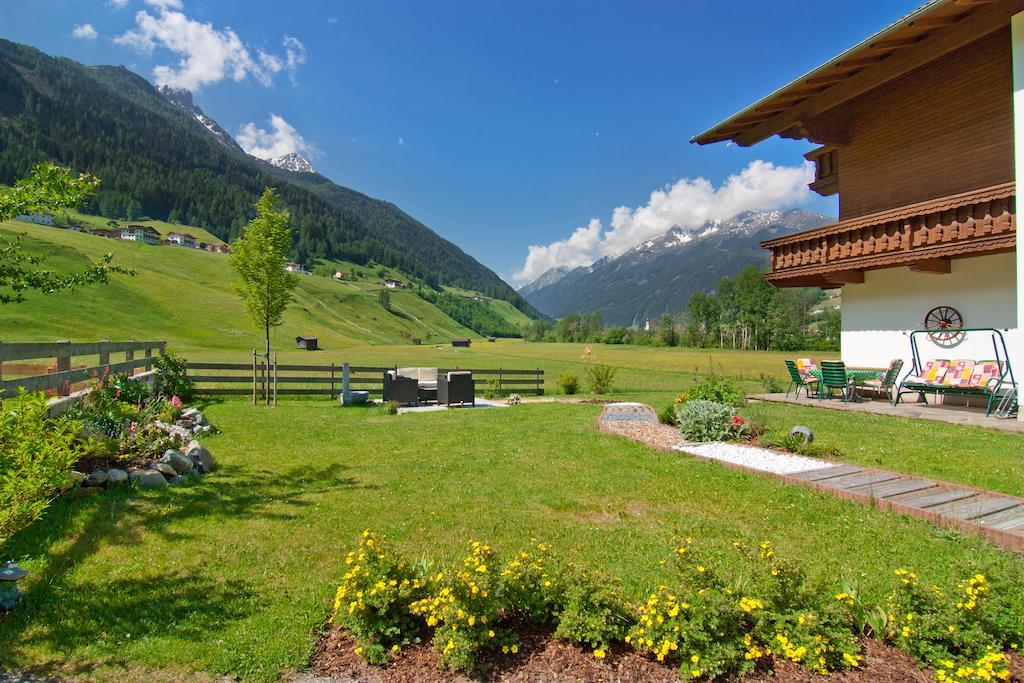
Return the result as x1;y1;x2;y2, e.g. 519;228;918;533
268;152;316;174
157;85;244;154
521;209;832;326
158;87;316;174
518;266;571;297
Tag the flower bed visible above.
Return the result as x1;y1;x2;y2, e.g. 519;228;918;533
321;532;1022;681
61;354;217;490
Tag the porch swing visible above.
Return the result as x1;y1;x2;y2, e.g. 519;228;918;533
893;328;1017;418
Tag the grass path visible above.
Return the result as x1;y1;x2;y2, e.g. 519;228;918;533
2;401;1021;681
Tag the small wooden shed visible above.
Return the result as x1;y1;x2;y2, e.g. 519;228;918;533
295;336;319;351
451;338;471;348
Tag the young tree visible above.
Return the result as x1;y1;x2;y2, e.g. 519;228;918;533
0;162;130;304
230;188;299;361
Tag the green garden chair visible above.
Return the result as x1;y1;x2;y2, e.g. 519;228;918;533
784;360;819;399
819;360;853;402
862;358;904;403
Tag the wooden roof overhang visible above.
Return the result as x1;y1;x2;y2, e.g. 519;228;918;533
691;0;1024;148
762;183;1016;288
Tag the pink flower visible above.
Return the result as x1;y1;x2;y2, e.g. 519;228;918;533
169;395;183;408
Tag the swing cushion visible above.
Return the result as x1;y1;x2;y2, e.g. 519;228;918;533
969;361;1002;391
902;359;949;387
943;360;976;387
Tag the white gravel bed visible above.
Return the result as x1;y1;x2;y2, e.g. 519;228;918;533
673;442;837;475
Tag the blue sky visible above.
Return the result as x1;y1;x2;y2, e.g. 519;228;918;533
2;0;920;283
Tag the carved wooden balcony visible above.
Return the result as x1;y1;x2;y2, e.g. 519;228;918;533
761;182;1016;287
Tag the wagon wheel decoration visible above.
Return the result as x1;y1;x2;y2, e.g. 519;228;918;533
923;305;965;347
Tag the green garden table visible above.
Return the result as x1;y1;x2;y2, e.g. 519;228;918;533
808;367;884;401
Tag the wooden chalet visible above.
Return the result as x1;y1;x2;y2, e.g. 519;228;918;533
693;0;1024;414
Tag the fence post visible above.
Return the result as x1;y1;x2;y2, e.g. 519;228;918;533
55;340;71;397
99;338;110;367
252;349;257;406
537;369;542;395
342;362;351;404
273;353;278;407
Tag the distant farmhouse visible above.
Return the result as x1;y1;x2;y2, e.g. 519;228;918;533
120;225;161;245
166;231;197;248
15;212;55;226
284;262;310;274
383;278;404;289
90;228;121;239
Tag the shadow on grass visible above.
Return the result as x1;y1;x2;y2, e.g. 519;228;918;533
0;461;374;659
14;571;256;664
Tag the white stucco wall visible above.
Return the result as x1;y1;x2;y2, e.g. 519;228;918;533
840;253;1020;375
1011;13;1024;418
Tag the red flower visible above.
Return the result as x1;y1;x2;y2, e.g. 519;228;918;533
732;415;745;425
115;390;121;399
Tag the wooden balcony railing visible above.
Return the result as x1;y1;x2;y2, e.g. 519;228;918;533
761;182;1015;287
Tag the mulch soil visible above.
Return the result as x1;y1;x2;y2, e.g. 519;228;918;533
310;629;1023;682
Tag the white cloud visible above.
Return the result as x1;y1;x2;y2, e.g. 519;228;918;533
108;0;131;8
114;3;305;90
72;23;99;40
514;160;813;282
398;136;405;146
327;16;338;24
236;114;316;160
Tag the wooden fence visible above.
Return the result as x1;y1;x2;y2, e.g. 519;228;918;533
185;359;544;402
0;340;166;398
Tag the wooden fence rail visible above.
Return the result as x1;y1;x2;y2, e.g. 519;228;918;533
185;360;545;401
0;340;166;397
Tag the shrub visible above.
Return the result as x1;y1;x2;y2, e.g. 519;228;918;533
658;403;680;426
758;373;784;394
106;373;150;405
376;400;399;416
153;351;195;402
627;538;860;679
328;534;1023;679
553;570;632;656
0;390;95;550
331;531;425;663
677;400;747;442
483;378;503;399
760;430;842;459
556;372;579;395
410;541;520;670
585;365;617;395
682;375;746;407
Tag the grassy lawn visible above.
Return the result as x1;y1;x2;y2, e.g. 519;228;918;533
744;401;1024;497
2;400;1022;681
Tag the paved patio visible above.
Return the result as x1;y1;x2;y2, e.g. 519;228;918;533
748;393;1024;434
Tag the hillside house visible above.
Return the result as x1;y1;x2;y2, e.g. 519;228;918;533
284;262;310;274
120;225;161;245
693;0;1024;417
451;338;472;348
383;278;404;289
89;228;120;239
166;231;197;248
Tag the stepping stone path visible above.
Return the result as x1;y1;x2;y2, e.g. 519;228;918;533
599;403;1024;550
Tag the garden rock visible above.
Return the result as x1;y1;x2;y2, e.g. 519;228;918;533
106;469;128;487
152;462;178;478
86;470;109;487
184;440;214;473
67;471;87;487
789;425;814;444
168;475;186;485
153;420;191;442
129;469;168;489
182;408;207;426
160;449;193;476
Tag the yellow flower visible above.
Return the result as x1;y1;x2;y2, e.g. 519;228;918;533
593;649;606;659
691;654;700;664
511;644;519;654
